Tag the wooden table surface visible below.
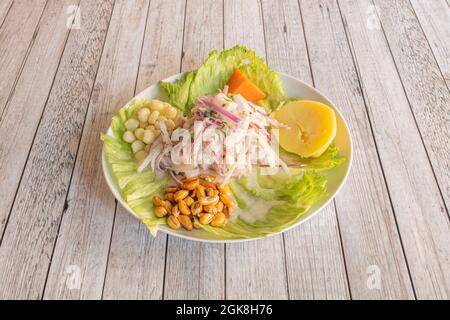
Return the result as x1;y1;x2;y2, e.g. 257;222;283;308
0;0;448;300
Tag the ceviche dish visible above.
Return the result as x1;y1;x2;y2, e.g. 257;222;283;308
101;46;348;240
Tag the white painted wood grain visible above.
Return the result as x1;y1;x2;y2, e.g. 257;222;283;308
0;0;448;300
43;0;151;300
163;0;225;300
0;0;79;246
0;0;13;27
103;208;167;300
411;0;450;87
299;0;414;299
260;0;350;300
223;0;288;300
373;0;450;209
0;0;114;299
339;0;450;299
103;0;186;300
0;0;47;115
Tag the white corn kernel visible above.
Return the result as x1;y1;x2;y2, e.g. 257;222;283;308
165;119;175;130
143;101;153;109
148;110;159;125
125;118;139;131
137;107;150;122
135;150;148;163
163;106;178;120
139;121;147;128
131;140;145;153
134;128;145;140
149;100;164;111
123;130;136;143
142;129;155;144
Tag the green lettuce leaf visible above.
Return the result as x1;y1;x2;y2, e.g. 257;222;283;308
198;171;327;239
159;71;195;111
279;144;345;171
101;99;168;236
239;57;286;110
159;45;286;114
187;46;257;107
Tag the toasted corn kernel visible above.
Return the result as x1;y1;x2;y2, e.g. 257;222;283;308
178;200;191;215
199;213;215;225
224;206;233;217
154;206;168;218
201;180;216;189
211;212;226;227
196;185;206;199
218;183;230;194
206;187;215;197
171;205;180;217
152;196;164;207
219;193;234;207
216;201;224;213
178;215;193;231
184;196;194;207
183;178;199;190
174;190;189;202
165;193;174;202
193;220;201;229
203;204;218;214
201;175;215;182
167;215;180;229
165;186;178;193
199;195;219;206
163;200;172;211
191;202;202;216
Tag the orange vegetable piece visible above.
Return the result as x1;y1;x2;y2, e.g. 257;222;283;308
227;69;266;102
227;69;247;92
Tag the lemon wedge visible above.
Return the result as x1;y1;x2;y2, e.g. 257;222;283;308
272;100;337;158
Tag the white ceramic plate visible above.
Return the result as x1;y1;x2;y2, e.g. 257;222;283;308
102;72;353;242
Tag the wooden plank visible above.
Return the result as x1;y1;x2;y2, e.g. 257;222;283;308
339;0;450;299
0;0;79;240
411;0;450;87
0;0;13;27
103;211;167;300
102;0;186;300
299;0;414;299
0;0;47;115
0;0;114;299
373;0;450;209
223;0;288;300
43;0;150;300
260;0;350;299
163;0;225;300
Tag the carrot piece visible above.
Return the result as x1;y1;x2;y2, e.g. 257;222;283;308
227;69;247;92
227;69;266;102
